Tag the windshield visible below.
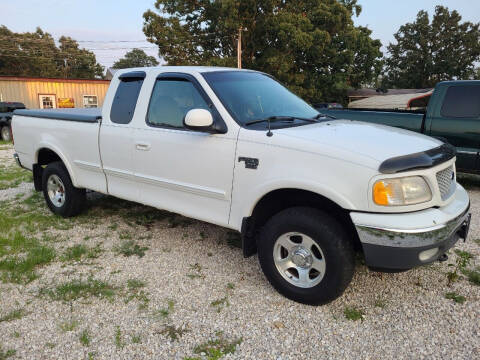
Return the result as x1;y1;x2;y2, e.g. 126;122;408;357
202;71;318;127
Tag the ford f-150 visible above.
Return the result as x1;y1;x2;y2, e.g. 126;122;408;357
12;67;471;305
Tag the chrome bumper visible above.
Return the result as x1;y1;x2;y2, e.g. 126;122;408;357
351;185;471;270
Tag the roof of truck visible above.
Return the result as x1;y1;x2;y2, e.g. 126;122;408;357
114;66;254;75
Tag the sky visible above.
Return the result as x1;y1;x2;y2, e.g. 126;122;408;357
1;0;480;69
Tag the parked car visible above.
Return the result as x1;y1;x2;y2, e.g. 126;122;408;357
321;81;480;174
12;67;471;305
0;102;26;141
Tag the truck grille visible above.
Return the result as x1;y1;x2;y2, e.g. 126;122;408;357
436;166;455;201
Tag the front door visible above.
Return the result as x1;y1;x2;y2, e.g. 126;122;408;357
39;94;56;109
133;74;237;227
428;85;480;173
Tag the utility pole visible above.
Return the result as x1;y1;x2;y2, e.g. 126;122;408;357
237;27;242;69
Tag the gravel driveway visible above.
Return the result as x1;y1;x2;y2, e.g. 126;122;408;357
0;143;479;360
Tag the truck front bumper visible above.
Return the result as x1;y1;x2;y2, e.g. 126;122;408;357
351;185;471;271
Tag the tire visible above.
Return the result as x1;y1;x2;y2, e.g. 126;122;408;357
1;125;12;141
42;161;86;217
257;207;355;305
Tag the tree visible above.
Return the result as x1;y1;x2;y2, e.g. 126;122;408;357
0;26;104;79
384;6;480;88
143;0;382;102
112;48;159;69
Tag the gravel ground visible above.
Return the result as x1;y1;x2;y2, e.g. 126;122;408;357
0;143;479;360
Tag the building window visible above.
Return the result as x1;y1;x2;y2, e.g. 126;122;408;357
38;94;56;109
83;95;98;108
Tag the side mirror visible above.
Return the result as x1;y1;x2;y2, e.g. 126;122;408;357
184;109;214;131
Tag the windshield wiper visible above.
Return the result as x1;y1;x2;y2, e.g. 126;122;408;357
313;113;337;120
245;116;320;137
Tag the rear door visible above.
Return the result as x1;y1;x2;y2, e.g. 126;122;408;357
427;84;480;173
100;71;145;201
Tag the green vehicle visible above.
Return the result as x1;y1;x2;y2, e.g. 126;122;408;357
322;81;480;174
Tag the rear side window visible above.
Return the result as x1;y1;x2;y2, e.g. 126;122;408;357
441;86;480;118
110;73;145;124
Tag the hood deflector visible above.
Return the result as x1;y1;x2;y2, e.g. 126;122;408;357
379;143;456;174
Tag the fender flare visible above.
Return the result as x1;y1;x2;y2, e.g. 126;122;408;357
35;142;79;187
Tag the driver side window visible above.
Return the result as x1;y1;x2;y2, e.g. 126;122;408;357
147;79;210;128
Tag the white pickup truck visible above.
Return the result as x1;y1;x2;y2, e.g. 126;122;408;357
12;67;471;305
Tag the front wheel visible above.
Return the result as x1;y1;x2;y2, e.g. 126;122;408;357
257;207;355;305
1;125;12;141
42;161;86;217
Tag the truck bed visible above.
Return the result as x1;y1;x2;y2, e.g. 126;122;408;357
14;108;102;123
322;109;424;132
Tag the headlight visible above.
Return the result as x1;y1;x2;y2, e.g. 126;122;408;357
373;176;432;206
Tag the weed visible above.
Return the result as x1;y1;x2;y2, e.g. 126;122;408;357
152;299;175;319
125;279;150;310
374;299;387;308
114;327;125;349
11;332;20;338
41;278;116;301
0;308;25;322
160;325;189;341
207;252;213;257
447;250;473;286
190;333;243;360
0;345;16;360
108;223;119;231
465;268;480;286
187;263;204;279
226;283;235;290
344;307;365;321
131;334;141;344
59;319;79;332
445;292;466;304
45;342;56;349
210;297;229;312
80;329;91;346
199;231;207;240
87;352;96;360
114;240;149;258
61;244;87;261
474;238;480;246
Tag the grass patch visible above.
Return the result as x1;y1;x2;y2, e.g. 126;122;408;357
114;240;149;258
447;250;473;286
40;278;116;301
114;327;125;349
59;319;79;332
188;332;242;360
0;164;32;190
210;297;229;313
131;334;141;344
0;345;16;360
186;263;204;279
445;292;466;304
0;193;74;235
344;307;365;321
465;268;480;286
125;279;149;310
80;329;91;346
0;308;25;323
152;299;175;319
0;233;55;284
61;244;103;262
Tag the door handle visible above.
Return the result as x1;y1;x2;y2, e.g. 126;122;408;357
135;142;151;151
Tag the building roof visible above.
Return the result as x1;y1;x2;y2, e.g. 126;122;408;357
0;76;110;84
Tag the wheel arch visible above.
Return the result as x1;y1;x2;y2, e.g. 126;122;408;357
34;145;78;189
241;188;361;257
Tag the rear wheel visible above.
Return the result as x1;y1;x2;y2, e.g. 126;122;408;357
42;161;86;217
1;125;12;141
257;207;355;305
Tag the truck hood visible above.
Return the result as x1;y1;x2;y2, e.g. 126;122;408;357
274;120;443;166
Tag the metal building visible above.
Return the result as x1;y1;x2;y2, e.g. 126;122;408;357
0;76;110;109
